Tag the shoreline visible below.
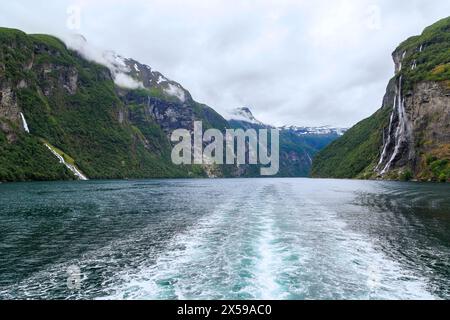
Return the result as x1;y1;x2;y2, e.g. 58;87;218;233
1;176;448;185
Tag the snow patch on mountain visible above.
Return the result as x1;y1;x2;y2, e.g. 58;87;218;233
156;74;167;84
227;108;347;136
280;125;347;136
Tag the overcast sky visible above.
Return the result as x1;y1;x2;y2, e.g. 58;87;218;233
1;0;449;127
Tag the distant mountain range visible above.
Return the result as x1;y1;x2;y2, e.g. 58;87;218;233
0;28;342;181
279;125;347;137
228;107;347;137
228;107;346;177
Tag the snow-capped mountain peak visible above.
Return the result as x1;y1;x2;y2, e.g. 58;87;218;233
227;108;347;136
227;107;265;125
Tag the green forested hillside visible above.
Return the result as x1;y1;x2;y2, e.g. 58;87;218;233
0;28;188;181
311;106;391;179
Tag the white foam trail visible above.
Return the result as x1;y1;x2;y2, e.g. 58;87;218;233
100;186;291;300
276;183;436;300
100;197;244;299
20;112;30;133
44;144;88;181
0;180;441;300
99;182;437;300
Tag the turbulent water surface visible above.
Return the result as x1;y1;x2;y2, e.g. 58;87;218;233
0;178;449;300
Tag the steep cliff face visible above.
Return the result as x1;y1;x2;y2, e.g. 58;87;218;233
0;28;188;181
376;77;450;179
313;17;450;182
375;17;450;181
0;29;75;181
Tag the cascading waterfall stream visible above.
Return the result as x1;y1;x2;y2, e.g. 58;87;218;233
306;152;313;165
376;45;428;176
376;109;395;169
19;112;87;181
376;74;411;175
44;144;88;181
20;112;30;133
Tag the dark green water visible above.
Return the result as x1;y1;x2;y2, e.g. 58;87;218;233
0;178;449;300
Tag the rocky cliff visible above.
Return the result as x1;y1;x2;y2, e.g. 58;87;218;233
0;28;197;181
0;28;340;182
312;17;450;182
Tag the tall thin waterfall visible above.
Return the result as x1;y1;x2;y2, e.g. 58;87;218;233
376;110;395;169
305;152;312;165
20;113;30;133
376;75;410;175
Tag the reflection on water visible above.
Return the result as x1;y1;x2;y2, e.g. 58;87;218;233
0;179;448;300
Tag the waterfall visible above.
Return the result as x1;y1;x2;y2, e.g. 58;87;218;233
398;51;406;72
376;75;410;175
376;110;395;169
306;152;312;165
44;144;88;181
20;113;30;133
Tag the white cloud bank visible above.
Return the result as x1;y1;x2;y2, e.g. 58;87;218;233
63;34;143;89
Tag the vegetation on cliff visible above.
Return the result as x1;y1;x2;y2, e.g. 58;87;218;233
312;17;450;182
0;28;188;181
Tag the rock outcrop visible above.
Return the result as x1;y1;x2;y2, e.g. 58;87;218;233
312;17;450;182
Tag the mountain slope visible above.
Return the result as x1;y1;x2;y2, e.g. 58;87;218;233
0;28;198;181
312;17;450;182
